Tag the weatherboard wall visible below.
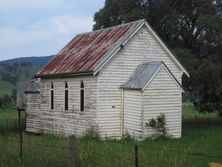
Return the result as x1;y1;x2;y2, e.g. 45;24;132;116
26;24;183;139
123;90;142;138
26;76;97;136
26;93;41;133
142;67;182;138
96;25;183;138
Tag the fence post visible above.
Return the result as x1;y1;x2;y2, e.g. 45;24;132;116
18;109;23;161
6;118;8;132
134;144;139;167
68;135;77;167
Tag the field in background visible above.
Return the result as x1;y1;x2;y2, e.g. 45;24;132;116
0;103;221;167
0;64;39;97
0;107;25;118
182;102;219;119
0;81;14;97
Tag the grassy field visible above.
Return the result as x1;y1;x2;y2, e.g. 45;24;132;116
0;80;14;97
0;103;222;167
0;107;24;119
0;65;39;97
182;102;219;119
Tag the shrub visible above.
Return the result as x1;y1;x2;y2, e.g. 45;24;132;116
145;113;167;137
121;132;135;142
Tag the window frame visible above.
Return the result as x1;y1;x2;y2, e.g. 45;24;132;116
65;81;68;111
50;82;54;110
80;80;84;111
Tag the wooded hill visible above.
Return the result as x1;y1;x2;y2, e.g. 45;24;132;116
0;56;53;97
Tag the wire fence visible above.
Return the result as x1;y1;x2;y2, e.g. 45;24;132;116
0;117;222;167
0;117;25;133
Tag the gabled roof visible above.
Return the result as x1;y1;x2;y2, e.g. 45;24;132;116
37;20;144;77
121;61;184;92
37;19;189;78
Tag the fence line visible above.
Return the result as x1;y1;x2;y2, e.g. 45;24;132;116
6;137;134;162
1;117;222;167
4;135;222;165
5;138;68;150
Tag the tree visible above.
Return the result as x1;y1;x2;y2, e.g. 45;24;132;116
93;0;144;30
93;0;222;115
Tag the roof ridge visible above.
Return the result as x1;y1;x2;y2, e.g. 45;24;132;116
76;19;145;36
93;19;146;74
37;19;146;77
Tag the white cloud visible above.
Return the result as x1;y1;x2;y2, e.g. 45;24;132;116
0;15;94;60
50;16;93;34
0;0;104;12
0;0;105;61
29;15;93;35
0;0;64;11
0;26;51;47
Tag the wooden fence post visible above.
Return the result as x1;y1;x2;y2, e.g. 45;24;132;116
18;109;23;161
68;135;77;167
135;144;139;167
6;118;8;132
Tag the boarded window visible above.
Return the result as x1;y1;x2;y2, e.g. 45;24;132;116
51;82;54;110
80;81;84;111
65;81;68;111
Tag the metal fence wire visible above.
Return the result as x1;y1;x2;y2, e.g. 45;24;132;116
0;117;222;167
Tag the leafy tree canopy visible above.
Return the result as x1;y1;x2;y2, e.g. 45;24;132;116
93;0;222;114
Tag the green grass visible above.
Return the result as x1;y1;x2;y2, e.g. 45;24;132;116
182;102;219;119
0;107;25;120
0;107;26;133
0;104;221;167
0;125;221;167
0;80;14;97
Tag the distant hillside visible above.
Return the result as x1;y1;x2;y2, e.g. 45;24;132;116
0;63;40;97
0;55;53;67
0;55;54;97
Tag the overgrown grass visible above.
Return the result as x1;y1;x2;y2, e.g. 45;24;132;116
0;107;25;118
0;125;221;167
0;134;67;167
0;104;221;167
0;107;25;133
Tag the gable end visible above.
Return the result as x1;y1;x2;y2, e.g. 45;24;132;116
121;62;184;93
94;20;189;77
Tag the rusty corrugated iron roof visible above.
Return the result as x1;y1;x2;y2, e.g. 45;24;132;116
37;20;144;77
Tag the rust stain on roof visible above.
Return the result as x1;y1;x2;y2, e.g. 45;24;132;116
38;20;144;76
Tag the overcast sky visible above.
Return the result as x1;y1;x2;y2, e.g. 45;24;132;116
0;0;105;61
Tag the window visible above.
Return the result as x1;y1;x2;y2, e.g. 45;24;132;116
51;82;54;110
80;81;84;111
65;81;68;111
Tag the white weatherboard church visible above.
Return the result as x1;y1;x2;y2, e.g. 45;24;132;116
25;19;189;139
